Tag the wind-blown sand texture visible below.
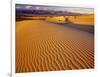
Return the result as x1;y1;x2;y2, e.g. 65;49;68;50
16;19;94;73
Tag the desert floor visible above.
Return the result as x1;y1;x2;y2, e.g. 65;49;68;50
16;19;94;73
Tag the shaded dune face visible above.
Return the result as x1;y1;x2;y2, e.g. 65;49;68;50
16;20;94;73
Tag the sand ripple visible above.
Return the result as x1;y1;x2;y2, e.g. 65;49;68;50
16;20;94;73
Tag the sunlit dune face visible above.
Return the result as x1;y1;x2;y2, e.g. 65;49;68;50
46;16;67;23
68;15;94;25
16;19;94;73
45;15;94;25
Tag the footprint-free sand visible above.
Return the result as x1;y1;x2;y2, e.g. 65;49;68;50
16;20;94;73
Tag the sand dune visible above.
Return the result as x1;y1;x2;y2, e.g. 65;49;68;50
67;15;94;25
16;20;94;73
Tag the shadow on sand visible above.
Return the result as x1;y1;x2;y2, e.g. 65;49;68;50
47;20;94;34
60;22;94;34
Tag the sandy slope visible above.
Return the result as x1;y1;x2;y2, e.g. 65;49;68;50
16;20;94;73
68;15;94;25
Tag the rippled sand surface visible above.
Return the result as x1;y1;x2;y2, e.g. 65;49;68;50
16;20;94;73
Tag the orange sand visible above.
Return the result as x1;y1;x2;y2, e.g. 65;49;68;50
67;15;94;25
16;20;94;73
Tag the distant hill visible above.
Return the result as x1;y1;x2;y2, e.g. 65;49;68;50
16;8;84;16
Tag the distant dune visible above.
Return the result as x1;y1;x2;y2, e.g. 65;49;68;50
45;15;94;25
67;15;94;25
46;16;67;23
16;20;94;73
